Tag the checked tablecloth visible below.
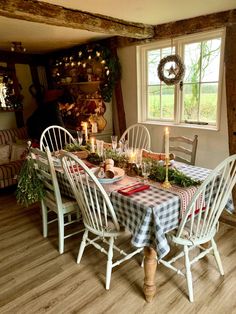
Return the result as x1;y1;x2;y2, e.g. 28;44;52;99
56;162;234;259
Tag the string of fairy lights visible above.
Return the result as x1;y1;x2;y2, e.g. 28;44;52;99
50;43;121;102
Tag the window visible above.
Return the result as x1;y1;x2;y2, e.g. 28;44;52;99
137;29;225;129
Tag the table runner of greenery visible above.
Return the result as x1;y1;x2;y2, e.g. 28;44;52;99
16;148;201;207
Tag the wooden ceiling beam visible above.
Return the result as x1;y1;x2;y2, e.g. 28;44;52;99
0;0;154;39
115;9;236;47
153;9;236;39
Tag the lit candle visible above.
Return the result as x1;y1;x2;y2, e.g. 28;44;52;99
82;122;88;140
90;137;95;153
129;151;136;163
165;127;169;158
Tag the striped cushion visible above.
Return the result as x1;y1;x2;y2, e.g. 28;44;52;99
0;127;28;145
0;127;28;188
0;160;24;188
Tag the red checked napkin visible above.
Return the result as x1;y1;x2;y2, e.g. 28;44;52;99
118;183;150;196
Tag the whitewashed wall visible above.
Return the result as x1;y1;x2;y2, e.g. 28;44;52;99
117;45;229;169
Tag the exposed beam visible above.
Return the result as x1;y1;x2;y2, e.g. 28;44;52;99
0;0;154;39
115;9;236;47
153;9;236;39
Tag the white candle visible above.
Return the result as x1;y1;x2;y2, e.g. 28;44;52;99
129;151;136;163
165;127;169;158
91;137;95;153
82;122;88;140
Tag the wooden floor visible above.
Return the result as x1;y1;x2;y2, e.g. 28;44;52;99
1;187;236;314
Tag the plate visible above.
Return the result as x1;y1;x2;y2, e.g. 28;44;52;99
92;167;125;184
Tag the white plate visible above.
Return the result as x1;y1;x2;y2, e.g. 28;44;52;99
92;167;125;184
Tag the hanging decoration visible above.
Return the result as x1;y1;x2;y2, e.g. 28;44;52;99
157;54;185;86
157;38;185;86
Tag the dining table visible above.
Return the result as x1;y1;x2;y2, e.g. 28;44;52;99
55;158;234;302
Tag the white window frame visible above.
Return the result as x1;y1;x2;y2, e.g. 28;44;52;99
137;29;225;130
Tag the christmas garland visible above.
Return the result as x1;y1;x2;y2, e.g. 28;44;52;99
149;163;201;187
16;156;45;207
87;151;201;187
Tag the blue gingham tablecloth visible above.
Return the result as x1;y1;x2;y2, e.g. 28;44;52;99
56;162;234;259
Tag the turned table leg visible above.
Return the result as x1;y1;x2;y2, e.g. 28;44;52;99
143;247;157;302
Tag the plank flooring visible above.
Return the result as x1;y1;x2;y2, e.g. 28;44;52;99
0;187;236;314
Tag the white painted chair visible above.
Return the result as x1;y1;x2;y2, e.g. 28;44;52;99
164;135;198;165
119;123;151;150
30;146;83;254
159;154;236;302
40;125;76;152
60;151;143;290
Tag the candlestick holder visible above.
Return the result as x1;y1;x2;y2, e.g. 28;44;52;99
162;157;171;188
126;162;136;177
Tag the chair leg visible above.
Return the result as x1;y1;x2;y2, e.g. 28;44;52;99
58;212;64;254
41;201;48;238
211;238;224;275
77;229;88;264
106;237;114;290
184;245;194;302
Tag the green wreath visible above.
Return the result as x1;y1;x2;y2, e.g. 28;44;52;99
157;54;185;85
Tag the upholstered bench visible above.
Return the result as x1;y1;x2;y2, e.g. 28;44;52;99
0;127;28;188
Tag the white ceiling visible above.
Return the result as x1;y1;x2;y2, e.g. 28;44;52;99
0;0;235;54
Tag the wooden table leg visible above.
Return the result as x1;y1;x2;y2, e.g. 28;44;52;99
143;247;157;303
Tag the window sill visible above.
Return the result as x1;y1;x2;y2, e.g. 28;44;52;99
141;120;219;131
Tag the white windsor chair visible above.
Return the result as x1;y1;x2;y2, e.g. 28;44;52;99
40;125;76;152
159;154;236;302
119;123;151;150
30;146;83;254
60;151;143;290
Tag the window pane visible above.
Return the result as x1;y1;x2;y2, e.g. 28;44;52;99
182;83;200;121
199;83;218;123
148;50;160;85
184;43;201;83
147;85;160;119
201;39;221;82
161;85;174;120
162;47;175;58
140;30;223;127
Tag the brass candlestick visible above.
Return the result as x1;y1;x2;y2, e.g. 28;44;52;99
162;157;171;188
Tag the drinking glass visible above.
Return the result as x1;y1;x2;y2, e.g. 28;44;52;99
111;135;118;151
96;140;104;158
135;149;143;177
141;162;151;183
77;131;83;146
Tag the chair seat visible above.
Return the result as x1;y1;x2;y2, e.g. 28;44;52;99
61;195;79;213
85;219;126;237
170;220;217;246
